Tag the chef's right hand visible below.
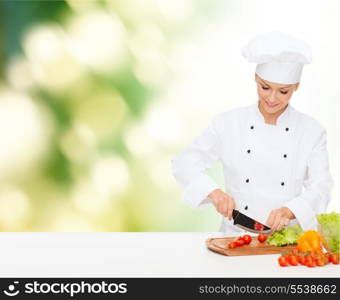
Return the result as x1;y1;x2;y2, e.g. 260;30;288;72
208;189;235;220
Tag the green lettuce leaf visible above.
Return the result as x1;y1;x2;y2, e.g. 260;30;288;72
317;212;340;253
267;224;303;246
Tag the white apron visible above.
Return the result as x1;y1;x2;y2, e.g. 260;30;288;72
172;101;333;232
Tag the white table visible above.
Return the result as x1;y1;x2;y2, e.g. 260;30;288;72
0;232;338;277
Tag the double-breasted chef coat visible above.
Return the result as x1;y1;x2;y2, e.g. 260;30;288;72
172;101;334;233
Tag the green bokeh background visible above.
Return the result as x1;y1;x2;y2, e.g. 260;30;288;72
0;0;227;231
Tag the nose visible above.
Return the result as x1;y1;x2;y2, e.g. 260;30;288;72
267;91;277;103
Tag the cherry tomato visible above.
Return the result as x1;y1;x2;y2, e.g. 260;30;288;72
306;260;316;267
320;253;330;265
305;255;315;268
324;253;331;264
228;242;238;249
278;256;289;267
257;234;267;243
291;248;299;255
242;235;252;245
236;236;244;241
297;254;306;265
254;222;264;231
288;255;298;266
315;257;325;267
304;254;313;262
236;239;245;247
330;253;339;265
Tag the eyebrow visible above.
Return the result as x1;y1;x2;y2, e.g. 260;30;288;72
259;80;291;89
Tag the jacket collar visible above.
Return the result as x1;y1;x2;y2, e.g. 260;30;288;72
253;100;291;126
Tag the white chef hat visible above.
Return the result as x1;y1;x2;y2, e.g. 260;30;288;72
242;31;312;84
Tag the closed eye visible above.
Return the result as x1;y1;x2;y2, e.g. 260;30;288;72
261;86;288;95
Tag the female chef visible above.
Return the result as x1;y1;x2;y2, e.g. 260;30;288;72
172;31;334;233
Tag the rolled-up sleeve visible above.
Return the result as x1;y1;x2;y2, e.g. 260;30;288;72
286;128;334;231
171;115;223;209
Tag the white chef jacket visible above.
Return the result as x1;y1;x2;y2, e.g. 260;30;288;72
172;101;334;233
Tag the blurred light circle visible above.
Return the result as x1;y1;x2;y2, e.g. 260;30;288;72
0;187;30;228
23;24;65;63
23;24;83;91
65;0;98;11
128;24;166;85
6;56;35;91
72;180;111;215
106;0;156;23
91;155;129;198
133;57;165;86
124;124;156;158
72;155;129;215
67;10;126;72
0;89;51;180
157;0;195;24
59;122;96;163
51;212;96;231
148;155;174;189
144;104;185;147
72;90;127;140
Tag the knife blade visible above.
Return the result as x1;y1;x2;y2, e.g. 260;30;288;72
232;209;271;234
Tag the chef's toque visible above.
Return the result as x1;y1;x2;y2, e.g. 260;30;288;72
242;31;312;84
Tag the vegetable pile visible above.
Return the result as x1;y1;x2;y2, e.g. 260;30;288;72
277;248;339;267
277;227;339;267
317;212;340;254
267;224;303;246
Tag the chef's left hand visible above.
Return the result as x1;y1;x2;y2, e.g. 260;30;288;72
266;207;295;232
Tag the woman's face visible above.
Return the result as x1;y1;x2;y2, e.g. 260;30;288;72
255;74;299;114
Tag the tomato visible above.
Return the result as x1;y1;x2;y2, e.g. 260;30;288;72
288;255;298;266
228;242;238;249
329;253;339;265
278;256;289;267
310;252;320;260
323;254;330;265
305;255;315;268
236;239;245;247
254;222;264;231
257;234;267;243
236;236;244;241
324;253;331;264
304;254;313;262
291;247;299;255
297;254;306;265
306;260;316;267
309;250;319;256
315;257;325;267
242;235;252;245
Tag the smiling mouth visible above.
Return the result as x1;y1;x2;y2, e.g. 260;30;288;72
265;101;279;108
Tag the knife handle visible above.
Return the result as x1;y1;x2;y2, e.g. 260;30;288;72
232;209;239;220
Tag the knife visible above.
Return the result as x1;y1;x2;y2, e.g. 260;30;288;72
232;209;271;234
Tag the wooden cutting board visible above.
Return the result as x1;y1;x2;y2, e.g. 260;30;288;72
206;237;296;256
